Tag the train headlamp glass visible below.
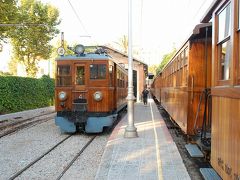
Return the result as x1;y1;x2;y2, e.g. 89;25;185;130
93;91;103;102
58;91;67;101
75;44;85;55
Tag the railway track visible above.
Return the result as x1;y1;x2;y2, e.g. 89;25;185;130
56;135;96;180
0;112;56;138
8;135;97;180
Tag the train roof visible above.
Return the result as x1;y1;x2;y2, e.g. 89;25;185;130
160;22;212;74
99;45;147;66
56;52;128;74
201;0;221;23
55;53;112;61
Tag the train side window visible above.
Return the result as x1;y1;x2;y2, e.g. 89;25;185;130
218;4;231;42
109;65;113;86
57;65;71;86
180;52;184;68
184;48;189;65
217;3;231;81
90;64;106;79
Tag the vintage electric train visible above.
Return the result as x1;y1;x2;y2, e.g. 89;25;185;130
152;0;240;179
55;45;127;133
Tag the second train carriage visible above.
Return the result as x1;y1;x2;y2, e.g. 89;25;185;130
152;23;212;137
55;45;127;133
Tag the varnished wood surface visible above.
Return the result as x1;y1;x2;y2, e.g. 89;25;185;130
154;40;212;135
211;97;240;180
211;86;240;98
55;58;128;113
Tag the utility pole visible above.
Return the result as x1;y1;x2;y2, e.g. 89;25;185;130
124;0;138;138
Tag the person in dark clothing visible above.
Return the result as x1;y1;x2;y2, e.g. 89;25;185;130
142;88;149;105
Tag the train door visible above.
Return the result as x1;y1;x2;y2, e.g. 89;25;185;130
74;64;86;90
133;70;137;99
73;63;88;121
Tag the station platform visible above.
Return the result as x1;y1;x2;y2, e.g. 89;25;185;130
95;98;191;180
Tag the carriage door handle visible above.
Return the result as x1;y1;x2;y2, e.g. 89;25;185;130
191;75;194;104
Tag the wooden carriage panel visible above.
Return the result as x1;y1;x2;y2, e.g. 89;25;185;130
188;42;212;89
211;97;240;179
187;41;212;135
55;88;72;111
161;87;188;133
88;88;110;112
108;88;115;110
116;87;127;108
151;76;162;103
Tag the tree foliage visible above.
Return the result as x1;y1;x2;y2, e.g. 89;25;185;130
10;0;60;77
148;64;158;75
8;57;18;75
115;35;128;54
0;0;18;43
156;48;177;75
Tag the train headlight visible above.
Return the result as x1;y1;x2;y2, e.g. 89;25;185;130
75;44;85;55
93;91;103;102
58;91;67;101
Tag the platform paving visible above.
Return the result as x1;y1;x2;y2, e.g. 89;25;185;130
95;98;190;180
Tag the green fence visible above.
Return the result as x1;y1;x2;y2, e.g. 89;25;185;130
0;75;54;114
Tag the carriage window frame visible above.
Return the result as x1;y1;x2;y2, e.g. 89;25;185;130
238;0;240;30
218;3;231;43
56;65;72;86
90;64;107;79
216;2;232;84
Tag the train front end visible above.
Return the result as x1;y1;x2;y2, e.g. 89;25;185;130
54;45;119;133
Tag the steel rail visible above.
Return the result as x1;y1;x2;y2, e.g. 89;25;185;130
56;135;97;180
0;115;54;139
8;135;72;180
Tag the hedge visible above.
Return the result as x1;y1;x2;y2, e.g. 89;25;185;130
0;75;54;114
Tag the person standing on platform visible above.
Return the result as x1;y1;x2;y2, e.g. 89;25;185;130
142;87;149;105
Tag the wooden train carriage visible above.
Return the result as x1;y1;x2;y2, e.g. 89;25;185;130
202;0;240;179
55;48;127;133
159;23;212;135
151;73;162;103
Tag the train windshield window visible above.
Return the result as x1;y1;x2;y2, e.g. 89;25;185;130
90;64;106;79
57;65;71;86
218;3;231;42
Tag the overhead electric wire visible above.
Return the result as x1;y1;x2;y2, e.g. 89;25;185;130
192;0;208;21
67;0;88;35
66;0;100;46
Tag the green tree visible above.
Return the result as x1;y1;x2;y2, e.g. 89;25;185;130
156;48;177;75
148;64;158;76
8;57;18;75
0;0;18;43
10;0;60;77
115;35;128;54
50;40;75;77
